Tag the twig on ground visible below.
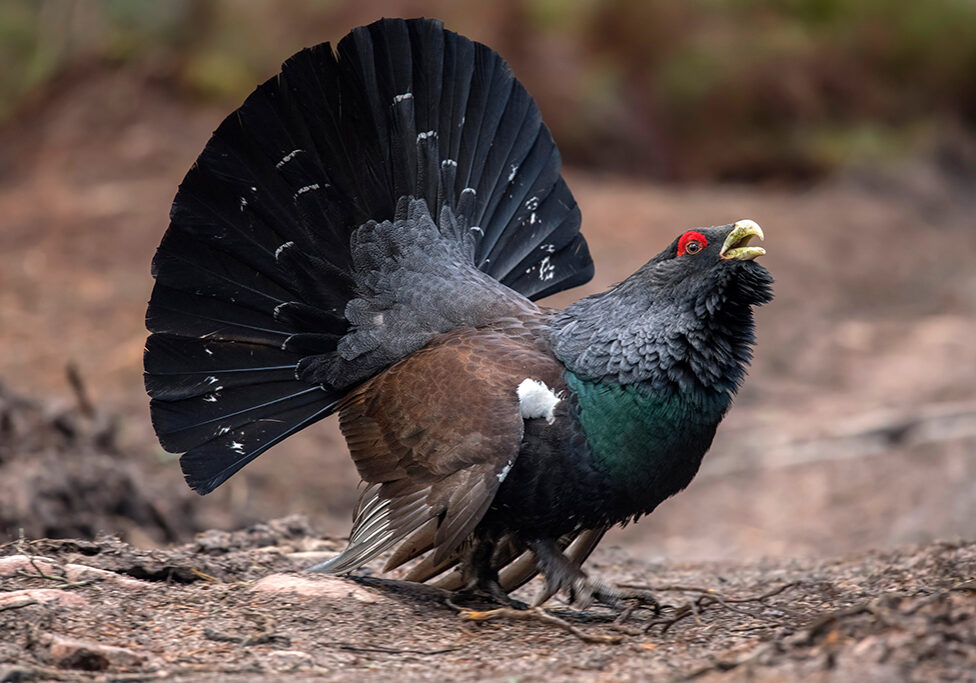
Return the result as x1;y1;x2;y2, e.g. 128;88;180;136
619;581;799;603
336;643;461;655
191;568;222;583
203;627;290;647
66;362;96;418
446;600;622;644
13;532;94;589
0;598;38;612
682;642;776;680
643;601;697;634
612;582;800;635
802;599;897;646
203;613;290;647
899;580;976;616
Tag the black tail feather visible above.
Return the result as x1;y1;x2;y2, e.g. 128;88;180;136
147;18;593;493
145;334;302;401
176;394;338;494
151;381;327;447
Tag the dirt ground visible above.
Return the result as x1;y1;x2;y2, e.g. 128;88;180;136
1;68;975;680
1;519;974;681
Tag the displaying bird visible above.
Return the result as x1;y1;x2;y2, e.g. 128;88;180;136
145;18;773;607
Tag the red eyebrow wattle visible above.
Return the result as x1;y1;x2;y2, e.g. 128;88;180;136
677;231;708;257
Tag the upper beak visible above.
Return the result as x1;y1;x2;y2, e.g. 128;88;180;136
720;220;766;261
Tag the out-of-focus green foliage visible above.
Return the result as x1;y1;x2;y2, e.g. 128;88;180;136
4;0;976;181
576;0;976;178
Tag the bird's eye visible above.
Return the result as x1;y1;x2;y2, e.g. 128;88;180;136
677;230;709;257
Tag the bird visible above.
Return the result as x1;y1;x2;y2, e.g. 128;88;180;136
144;17;773;608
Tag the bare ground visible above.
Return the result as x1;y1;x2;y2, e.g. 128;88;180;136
1;519;974;682
1;69;975;680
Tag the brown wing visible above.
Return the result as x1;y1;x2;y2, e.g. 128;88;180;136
312;328;564;574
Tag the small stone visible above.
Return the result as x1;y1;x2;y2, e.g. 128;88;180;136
0;555;150;590
0;588;88;609
0;555;59;577
63;563;150;590
250;573;381;603
43;634;145;671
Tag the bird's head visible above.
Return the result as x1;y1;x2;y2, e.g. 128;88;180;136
551;220;774;390
638;220;773;312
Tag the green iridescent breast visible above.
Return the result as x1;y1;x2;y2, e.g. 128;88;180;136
564;371;730;481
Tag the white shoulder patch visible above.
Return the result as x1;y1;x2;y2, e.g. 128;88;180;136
517;378;561;425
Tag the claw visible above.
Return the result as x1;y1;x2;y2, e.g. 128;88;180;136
595;585;661;615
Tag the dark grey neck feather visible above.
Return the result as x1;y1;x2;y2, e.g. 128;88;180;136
549;260;772;396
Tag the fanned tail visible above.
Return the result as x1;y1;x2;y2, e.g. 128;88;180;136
146;18;592;494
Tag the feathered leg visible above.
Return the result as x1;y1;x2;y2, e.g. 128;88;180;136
453;536;528;609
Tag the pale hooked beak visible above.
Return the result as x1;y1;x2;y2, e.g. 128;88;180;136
720;220;766;261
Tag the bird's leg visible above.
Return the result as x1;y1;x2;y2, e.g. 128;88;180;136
452;537;528;609
527;538;659;613
526;537;592;605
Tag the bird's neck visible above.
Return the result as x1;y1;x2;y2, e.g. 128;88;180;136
548;281;761;519
548;277;759;397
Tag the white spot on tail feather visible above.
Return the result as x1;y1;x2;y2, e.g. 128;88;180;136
295;183;320;197
508;164;519;182
394;92;413;103
229;441;245;454
275;242;294;261
497;460;513;483
538;256;555;281
276;149;303;168
417;130;436;142
517;379;561;424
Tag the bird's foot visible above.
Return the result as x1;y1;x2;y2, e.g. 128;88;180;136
526;538;659;614
451;579;529;610
589;583;661;614
553;579;660;616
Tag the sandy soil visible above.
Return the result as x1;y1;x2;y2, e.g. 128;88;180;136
0;68;975;680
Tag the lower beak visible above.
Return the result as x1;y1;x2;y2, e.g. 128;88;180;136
720;220;766;261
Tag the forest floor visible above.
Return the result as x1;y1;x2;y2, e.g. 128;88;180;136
1;66;976;681
1;518;975;682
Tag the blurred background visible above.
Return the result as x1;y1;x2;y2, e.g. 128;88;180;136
1;0;975;563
